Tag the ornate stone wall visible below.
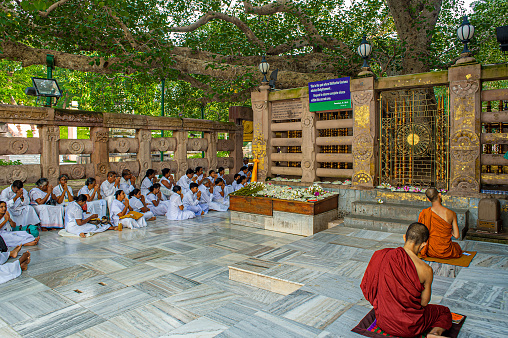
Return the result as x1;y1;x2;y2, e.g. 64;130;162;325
251;84;271;181
448;64;482;193
0;104;242;186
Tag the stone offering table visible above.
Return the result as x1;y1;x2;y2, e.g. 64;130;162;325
229;194;338;236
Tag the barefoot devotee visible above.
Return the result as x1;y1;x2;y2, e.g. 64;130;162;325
199;179;228;212
141;169;157;196
193;166;205;185
212;178;230;210
0;180;40;228
100;171;120;211
0;201;39;246
0;241;30;284
145;184;169;216
64;195;112;237
361;222;452;338
29;178;65;229
177;168;196;194
418;188;462;259
166;186;196;221
159;168;175;198
128;189;156;221
78;177;107;219
52;174;74;206
183;183;207;216
119;169;136;195
110;190;147;229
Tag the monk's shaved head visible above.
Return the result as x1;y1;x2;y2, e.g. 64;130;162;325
405;222;429;246
425;188;439;202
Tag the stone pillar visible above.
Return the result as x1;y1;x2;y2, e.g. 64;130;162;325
136;129;152;179
251;84;271;181
231;129;244;177
205;131;218;174
351;76;377;187
300;92;317;183
90;127;110;183
40;125;61;185
448;63;482;193
174;130;188;178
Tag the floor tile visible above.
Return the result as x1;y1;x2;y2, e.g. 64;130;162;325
107;263;167;285
163;316;228;337
54;275;127;302
164;284;240;315
133;273;201;298
79;287;157;317
33;265;102;289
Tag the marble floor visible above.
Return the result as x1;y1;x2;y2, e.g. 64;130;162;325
1;212;507;338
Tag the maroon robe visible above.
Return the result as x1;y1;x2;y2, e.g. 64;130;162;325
361;247;452;337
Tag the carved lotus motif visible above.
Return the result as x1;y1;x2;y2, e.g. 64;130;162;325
9;139;29;155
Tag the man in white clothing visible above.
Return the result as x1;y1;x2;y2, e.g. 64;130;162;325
0;180;40;227
119;169;136;194
100;171;120;212
193;166;205;185
182;183;207;216
177;169;196;194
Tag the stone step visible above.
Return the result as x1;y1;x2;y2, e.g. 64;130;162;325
343;214;468;240
350;201;469;235
228;266;303;295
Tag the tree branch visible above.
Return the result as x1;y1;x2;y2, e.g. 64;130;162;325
38;0;73;17
169;11;265;50
104;6;139;49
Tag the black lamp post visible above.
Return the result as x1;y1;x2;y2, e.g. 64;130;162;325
496;25;508;54
357;35;373;76
259;55;270;83
456;16;476;64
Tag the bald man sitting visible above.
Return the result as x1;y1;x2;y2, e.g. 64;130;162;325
418;188;462;259
361;222;452;337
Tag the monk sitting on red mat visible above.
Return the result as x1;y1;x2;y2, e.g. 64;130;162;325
419;188;462;259
361;222;452;338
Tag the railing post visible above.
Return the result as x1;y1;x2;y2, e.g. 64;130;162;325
174;130;188;179
90;127;110;183
448;63;482;193
231;129;244;178
301;91;317;183
251;83;271;181
136;129;152;179
350;76;377;187
205;131;218;174
40;125;61;185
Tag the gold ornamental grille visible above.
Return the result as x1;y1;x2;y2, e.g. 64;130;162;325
380;89;449;189
317;111;352;169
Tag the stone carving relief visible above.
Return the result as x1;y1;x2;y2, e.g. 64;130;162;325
67;140;85;154
352;92;373;106
252;102;267;113
96;162;107;175
450;81;479;98
47;166;58;178
217;139;235;152
352;133;373;161
154;138;170;152
95;131;109;143
354;105;370;129
114;138;130;153
46;126;60;142
451;175;479;191
301;115;314;128
450;130;479;163
70;165;86;179
9;139;29;155
141;131;151;142
352;171;372;185
10;166;28;182
0;109;48;121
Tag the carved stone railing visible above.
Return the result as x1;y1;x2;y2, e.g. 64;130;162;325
0;104;243;186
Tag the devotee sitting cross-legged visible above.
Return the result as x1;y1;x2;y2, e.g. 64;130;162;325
100;171;120;211
0;201;39;246
52;174;74;206
0;180;40;228
159;168;175;198
110;190;147;229
29;178;65;229
128;189;156;221
212;178;230;210
64;195;113;237
361;222;452;338
145;184;169;216
183;182;207;216
78;177;107;219
119;169;136;195
140;169;157;196
418;188;462;259
199;178;228;212
177;168;196;195
166;185;196;221
0;237;30;285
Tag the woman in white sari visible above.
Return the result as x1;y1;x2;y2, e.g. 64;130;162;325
52;174;74;206
110;190;147;229
145;184;169;216
29;178;65;229
128;189;155;221
78;178;107;219
166;186;195;221
140;169;157;196
159;168;175;198
0;201;38;246
64;195;112;237
211;178;230;210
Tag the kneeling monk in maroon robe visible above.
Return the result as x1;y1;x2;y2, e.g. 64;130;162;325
361;222;452;338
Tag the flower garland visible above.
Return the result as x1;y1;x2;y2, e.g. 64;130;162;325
232;182;334;202
376;183;447;194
